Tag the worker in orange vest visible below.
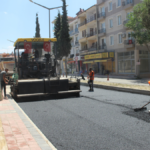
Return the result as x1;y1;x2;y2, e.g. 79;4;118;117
88;68;94;91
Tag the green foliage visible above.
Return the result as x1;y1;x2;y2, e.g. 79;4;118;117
125;0;150;50
59;0;71;59
54;11;62;59
35;13;41;38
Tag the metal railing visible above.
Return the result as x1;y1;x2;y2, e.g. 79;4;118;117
123;19;129;25
124;39;135;45
75;28;79;33
75;41;79;46
98;28;106;34
122;0;134;6
99;45;107;50
69;30;74;35
87;16;96;23
98;12;106;18
88;46;97;51
78;20;87;27
87;32;96;37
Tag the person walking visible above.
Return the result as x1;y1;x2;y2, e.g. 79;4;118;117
1;68;9;99
88;68;94;91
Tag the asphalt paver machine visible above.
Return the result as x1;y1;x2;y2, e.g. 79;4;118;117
11;38;81;100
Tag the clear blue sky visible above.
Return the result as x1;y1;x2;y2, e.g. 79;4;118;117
0;0;96;53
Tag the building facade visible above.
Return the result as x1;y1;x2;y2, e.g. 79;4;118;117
78;0;146;77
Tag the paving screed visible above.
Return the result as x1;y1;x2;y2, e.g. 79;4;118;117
17;86;150;150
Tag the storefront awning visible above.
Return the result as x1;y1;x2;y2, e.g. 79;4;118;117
83;61;93;64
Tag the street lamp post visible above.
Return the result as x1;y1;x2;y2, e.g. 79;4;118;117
29;0;64;38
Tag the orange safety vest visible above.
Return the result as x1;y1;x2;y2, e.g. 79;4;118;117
89;70;94;80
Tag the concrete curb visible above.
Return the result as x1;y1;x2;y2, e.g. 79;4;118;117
81;82;150;96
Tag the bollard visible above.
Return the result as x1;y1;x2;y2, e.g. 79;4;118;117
107;75;109;81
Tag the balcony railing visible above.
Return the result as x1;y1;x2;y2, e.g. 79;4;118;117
80;47;88;51
98;12;106;18
123;19;129;25
75;41;79;46
124;39;135;45
78;20;87;27
122;0;134;6
87;16;96;24
99;45;107;50
75;28;79;33
87;32;96;38
69;30;74;35
98;28;106;34
88;46;97;51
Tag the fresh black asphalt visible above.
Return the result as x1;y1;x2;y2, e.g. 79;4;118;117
18;86;150;150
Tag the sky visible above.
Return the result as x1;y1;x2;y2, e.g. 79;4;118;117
0;0;96;53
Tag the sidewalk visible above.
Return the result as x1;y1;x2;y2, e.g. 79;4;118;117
0;86;56;150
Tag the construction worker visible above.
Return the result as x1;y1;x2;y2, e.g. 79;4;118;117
88;68;94;91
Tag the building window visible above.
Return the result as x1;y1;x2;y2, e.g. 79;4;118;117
118;34;122;44
109;19;113;28
117;0;121;7
109;1;113;11
82;30;86;37
110;36;114;45
118;15;122;25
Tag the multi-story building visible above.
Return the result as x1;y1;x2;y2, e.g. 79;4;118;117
67;9;85;73
78;0;145;77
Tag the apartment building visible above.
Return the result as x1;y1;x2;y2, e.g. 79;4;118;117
79;0;145;76
68;16;80;73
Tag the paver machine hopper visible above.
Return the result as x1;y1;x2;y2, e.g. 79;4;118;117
10;38;81;100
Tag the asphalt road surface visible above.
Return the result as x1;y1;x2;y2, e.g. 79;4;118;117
18;86;150;150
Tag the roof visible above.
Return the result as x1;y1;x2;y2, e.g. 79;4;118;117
78;5;96;17
14;38;57;47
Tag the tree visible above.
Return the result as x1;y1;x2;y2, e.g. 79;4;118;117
59;0;72;76
35;13;41;38
125;0;150;51
54;11;61;59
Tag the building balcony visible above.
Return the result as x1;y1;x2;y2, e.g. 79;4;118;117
88;46;97;51
79;36;87;42
98;28;106;37
87;32;97;38
97;0;106;5
74;28;79;34
80;48;88;55
87;16;96;24
69;30;74;35
99;45;107;51
122;0;134;10
124;39;135;49
123;19;129;29
75;41;79;46
78;20;87;28
98;12;106;21
71;43;74;47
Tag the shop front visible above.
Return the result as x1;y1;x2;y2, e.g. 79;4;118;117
83;52;115;74
118;51;135;74
67;58;75;74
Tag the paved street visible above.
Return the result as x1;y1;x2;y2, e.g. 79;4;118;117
18;86;150;150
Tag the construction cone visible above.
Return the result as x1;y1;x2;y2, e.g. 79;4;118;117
107;75;109;81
